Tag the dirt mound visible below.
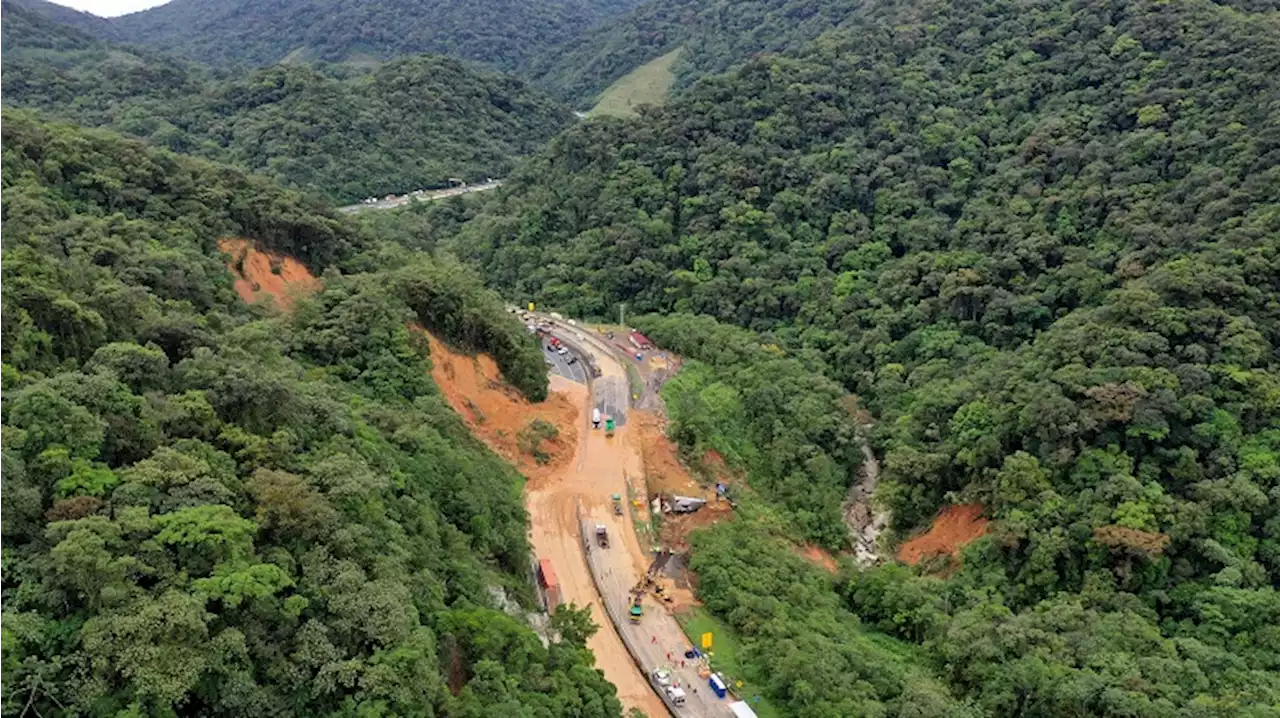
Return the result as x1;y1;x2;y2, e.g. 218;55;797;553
421;330;579;482
628;410;733;551
219;238;320;311
898;504;989;565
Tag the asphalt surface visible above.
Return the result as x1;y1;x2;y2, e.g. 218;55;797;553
543;343;588;384
541;327;628;427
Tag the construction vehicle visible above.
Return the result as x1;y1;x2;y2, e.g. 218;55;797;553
605;416;615;437
612;493;623;515
631;553;676;606
592;408;601;428
595;524;609;548
629;596;643;623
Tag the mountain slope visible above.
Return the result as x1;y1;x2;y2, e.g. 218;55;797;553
3;0;120;41
529;0;865;106
2;16;574;202
1;109;619;717
530;0;1280;108
69;0;641;73
452;0;1280;710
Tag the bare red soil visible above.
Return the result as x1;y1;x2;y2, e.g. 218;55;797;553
218;238;320;311
420;331;579;483
897;504;990;565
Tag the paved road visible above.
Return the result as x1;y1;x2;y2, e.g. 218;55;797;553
532;313;732;718
540;322;629;427
543;342;588;383
337;180;504;213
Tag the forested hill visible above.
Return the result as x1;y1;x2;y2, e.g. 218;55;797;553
530;0;1280;108
528;0;865;106
452;0;1280;710
13;0;642;73
1;109;617;716
2;18;574;203
2;0;120;42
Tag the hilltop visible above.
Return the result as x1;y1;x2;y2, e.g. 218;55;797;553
7;0;643;73
2;8;574;202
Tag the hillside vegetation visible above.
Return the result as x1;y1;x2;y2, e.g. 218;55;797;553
588;47;683;118
2;13;573;203
10;0;642;74
0;110;613;717
528;0;865;106
452;0;1280;712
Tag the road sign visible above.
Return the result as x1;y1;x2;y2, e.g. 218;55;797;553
701;632;713;649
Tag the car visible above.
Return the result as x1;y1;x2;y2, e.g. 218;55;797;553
557;347;569;355
567;356;578;365
652;669;672;687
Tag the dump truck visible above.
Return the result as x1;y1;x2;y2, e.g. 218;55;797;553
612;493;623;515
595;524;609;548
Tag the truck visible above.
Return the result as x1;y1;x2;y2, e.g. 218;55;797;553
595;524;609;548
605;417;615;437
592;408;601;428
664;686;686;706
537;559;561;610
612;493;623;515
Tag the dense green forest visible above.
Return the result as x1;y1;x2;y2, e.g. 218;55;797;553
7;0;642;74
527;0;864;107
2;9;573;203
452;0;1280;712
2;0;120;41
0;110;615;717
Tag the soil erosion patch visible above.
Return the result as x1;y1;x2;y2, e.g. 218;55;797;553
897;504;989;565
219;238;320;310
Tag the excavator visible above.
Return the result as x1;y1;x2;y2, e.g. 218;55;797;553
629;550;676;610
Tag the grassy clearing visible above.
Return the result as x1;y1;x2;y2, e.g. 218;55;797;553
675;607;782;718
589;47;683;118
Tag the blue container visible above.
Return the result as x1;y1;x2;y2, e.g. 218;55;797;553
709;673;728;699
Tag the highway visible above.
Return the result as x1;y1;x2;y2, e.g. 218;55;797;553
543;342;588;384
529;312;730;717
337;180;504;213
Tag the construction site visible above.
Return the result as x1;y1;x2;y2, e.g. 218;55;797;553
429;309;749;717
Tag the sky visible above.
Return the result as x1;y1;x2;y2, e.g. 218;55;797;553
44;0;170;17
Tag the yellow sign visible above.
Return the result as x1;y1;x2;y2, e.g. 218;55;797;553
701;632;713;649
528;302;535;312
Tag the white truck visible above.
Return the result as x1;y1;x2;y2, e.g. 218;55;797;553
664;686;686;706
592;408;602;428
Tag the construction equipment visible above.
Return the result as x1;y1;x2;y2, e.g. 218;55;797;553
595;524;609;548
605;416;615;437
631;553;677;607
629;595;643;623
612;493;623;515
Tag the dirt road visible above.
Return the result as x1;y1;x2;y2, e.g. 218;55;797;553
526;377;670;716
537;323;732;718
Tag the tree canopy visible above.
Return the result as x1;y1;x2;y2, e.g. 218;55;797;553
1;110;611;717
7;0;643;74
2;16;574;203
450;0;1280;712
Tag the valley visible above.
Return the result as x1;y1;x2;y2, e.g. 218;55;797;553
4;0;1280;715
